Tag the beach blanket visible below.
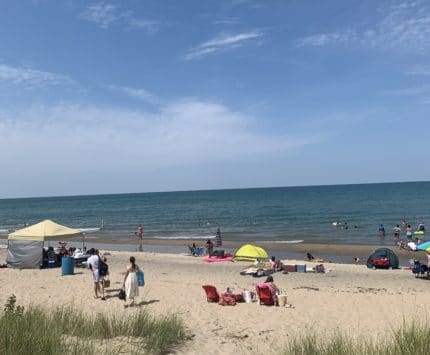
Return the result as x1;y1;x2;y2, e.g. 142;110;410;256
202;255;233;262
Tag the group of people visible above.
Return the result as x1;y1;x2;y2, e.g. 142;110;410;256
87;248;142;307
377;221;426;242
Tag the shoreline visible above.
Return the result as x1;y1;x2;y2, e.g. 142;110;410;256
2;236;424;265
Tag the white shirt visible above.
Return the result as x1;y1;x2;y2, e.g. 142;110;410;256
87;255;99;271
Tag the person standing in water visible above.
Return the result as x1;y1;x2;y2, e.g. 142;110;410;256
378;224;386;238
136;224;144;239
393;224;401;242
136;224;144;252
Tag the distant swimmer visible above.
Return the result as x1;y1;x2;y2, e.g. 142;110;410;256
378;224;386;238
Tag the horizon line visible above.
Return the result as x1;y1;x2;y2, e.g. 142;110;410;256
1;179;429;201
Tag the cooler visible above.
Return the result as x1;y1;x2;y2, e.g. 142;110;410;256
61;256;74;276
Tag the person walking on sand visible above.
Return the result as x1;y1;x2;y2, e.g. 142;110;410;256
87;249;105;300
123;256;140;307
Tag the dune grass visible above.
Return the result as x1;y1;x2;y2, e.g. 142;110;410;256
0;295;190;355
283;320;430;355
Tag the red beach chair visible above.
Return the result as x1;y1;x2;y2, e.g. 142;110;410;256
256;284;275;306
202;285;220;302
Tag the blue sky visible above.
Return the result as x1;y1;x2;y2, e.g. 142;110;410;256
0;0;429;198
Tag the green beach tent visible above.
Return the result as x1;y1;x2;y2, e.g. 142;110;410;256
234;244;269;262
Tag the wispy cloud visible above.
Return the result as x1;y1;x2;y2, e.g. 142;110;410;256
0;64;73;88
380;86;430;96
0;99;317;171
80;2;160;33
296;31;355;47
106;84;158;104
184;31;263;60
296;1;430;51
127;18;161;34
406;65;430;75
79;2;124;29
212;17;241;26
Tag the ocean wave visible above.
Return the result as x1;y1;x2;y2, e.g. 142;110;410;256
149;235;216;240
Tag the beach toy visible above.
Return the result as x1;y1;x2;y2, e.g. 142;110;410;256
414;231;425;236
61;256;74;276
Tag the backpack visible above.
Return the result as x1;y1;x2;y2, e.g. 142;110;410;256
98;256;108;277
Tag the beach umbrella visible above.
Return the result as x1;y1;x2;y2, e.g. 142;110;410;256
234;244;269;262
417;241;430;252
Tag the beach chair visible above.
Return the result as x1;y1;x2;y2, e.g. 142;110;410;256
196;247;205;256
202;285;220;302
255;284;275;306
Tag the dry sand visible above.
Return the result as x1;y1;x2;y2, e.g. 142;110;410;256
1;248;430;354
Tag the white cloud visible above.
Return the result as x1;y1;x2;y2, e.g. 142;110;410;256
127;18;161;34
296;31;355;47
80;2;160;33
381;86;429;96
296;1;430;51
0;64;73;88
106;84;158;103
0;99;317;174
184;31;263;60
79;2;123;29
406;66;430;75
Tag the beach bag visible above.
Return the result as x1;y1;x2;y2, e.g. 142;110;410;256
98;257;108;277
218;293;236;306
103;276;110;288
136;270;145;286
118;288;126;300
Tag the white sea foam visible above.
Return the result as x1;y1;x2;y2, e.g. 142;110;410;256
149;235;216;240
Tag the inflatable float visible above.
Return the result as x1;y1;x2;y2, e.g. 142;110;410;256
414;231;425;236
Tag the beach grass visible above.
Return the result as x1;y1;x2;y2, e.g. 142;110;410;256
0;295;190;355
283;321;430;355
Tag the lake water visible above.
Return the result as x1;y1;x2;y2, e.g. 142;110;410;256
1;181;429;246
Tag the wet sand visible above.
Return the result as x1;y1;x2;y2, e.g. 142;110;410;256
1;235;425;265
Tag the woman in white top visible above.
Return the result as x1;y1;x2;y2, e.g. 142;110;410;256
123;256;140;307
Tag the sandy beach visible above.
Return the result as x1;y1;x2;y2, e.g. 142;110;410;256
1;246;430;354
